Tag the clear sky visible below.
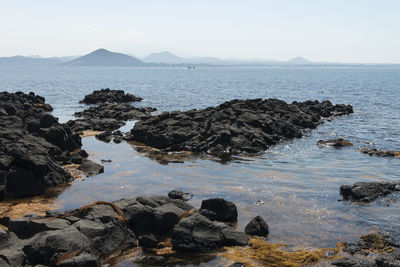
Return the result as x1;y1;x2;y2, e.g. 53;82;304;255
1;0;399;63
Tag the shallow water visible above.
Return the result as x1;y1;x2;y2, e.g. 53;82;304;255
1;66;400;265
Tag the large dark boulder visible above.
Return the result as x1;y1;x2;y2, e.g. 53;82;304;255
245;216;269;237
129;98;353;156
200;198;238;222
171;212;248;252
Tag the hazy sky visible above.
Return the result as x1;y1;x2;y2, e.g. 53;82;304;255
1;0;399;63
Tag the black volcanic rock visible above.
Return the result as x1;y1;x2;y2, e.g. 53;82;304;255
79;88;143;104
0;91;99;199
0;194;250;265
245;216;269;237
64;49;148;67
129;98;353;156
68;90;155;132
340;181;400;202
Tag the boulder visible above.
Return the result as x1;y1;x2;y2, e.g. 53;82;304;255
172;212;248;252
78;160;104;177
245;216;269;237
168;189;193;201
200;198;238;222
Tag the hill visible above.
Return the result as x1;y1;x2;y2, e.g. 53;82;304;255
142;51;185;64
64;49;148;67
0;56;60;66
287;57;311;64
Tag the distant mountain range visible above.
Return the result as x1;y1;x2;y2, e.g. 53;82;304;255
1;48;391;67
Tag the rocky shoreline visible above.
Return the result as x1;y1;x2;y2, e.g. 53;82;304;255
0;192;268;266
340;181;400;202
128;98;353;157
0;91;102;200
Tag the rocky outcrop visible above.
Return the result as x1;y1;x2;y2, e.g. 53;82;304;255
340;181;400;202
317;138;353;147
0;91;100;200
360;148;400;158
68;90;156;132
129;98;353;156
79;88;142;104
331;233;400;267
0;194;250;266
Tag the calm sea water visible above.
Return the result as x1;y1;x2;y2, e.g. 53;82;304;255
1;66;400;257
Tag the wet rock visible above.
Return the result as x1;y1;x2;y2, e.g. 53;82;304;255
57;252;100;267
172;212;247;252
130;98;353;156
245;216;269;237
340;181;400;202
317;138;353;147
168;189;193;201
23;226;91;265
375;250;400;267
0;194;251;266
77;160;104;177
360;148;400;158
138;234;158;248
342;233;399;255
229;262;246;267
0;91;87;200
200;198;238;222
68;103;155;132
79;88;143;104
9;217;70;239
67;118;125;132
331;256;374;267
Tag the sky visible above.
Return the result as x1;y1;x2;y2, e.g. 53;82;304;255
0;0;399;63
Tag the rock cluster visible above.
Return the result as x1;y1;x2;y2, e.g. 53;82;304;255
331;233;400;267
0;91;101;199
68;91;156;132
129;98;353;156
0;194;251;266
340;181;400;202
79;88;142;104
360;148;400;158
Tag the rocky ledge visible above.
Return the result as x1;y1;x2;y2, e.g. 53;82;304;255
67;103;156;132
0;192;267;266
128;98;353;156
0;91;102;200
340;181;400;202
79;88;142;104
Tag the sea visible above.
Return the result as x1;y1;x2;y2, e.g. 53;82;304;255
1;66;400;264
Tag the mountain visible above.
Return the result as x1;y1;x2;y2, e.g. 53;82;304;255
142;51;185;64
287;57;311;64
0;56;60;66
64;49;148;67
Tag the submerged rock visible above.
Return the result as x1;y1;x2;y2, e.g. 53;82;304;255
79;88;142;104
129;98;353;156
0;91;97;200
340;181;400;202
77;160;104;177
317;138;353;147
360;148;400;158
